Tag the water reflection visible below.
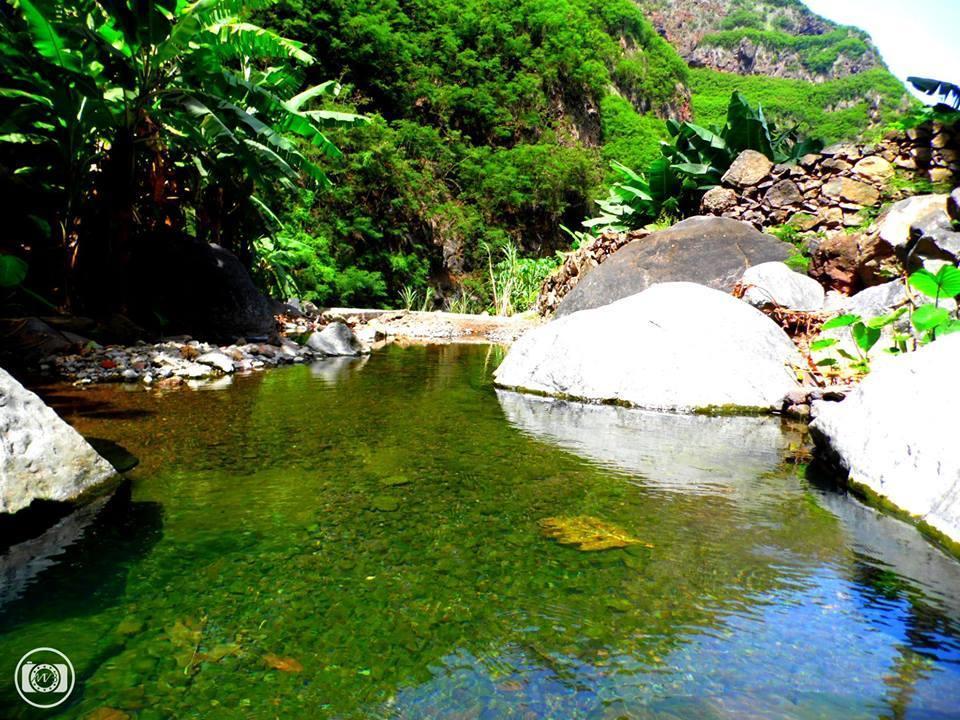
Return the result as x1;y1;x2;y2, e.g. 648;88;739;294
309;353;369;384
497;390;802;496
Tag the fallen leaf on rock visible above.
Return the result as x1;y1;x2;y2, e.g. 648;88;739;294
538;516;651;551
263;653;303;672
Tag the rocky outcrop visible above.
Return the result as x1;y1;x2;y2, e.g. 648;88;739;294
0;368;117;514
739;261;825;311
555;216;792;317
128;234;276;343
496;282;803;413
637;0;884;82
810;335;960;544
537;231;642;315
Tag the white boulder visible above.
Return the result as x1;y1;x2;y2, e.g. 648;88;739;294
0;368;117;514
740;261;825;311
810;335;960;544
306;321;366;356
494;282;803;413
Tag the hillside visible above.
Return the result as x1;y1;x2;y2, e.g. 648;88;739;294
266;0;690;305
635;0;912;141
259;0;911;308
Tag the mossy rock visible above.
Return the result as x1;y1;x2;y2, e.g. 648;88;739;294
538;516;652;552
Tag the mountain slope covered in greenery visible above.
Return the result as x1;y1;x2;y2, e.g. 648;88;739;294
264;0;690;306
258;0;912;309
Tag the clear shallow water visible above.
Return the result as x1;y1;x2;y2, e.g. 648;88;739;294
1;344;959;719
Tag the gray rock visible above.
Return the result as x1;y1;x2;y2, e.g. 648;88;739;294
763;180;803;208
740;262;825;311
825;280;956;363
810;335;960;544
700;186;738;214
496;282;803;413
877;194;948;249
721;149;773;188
129;236;275;342
178;362;212;379
306;321;366;356
949;187;960;222
0;368;117;514
556;216;792;317
907;209;960;266
196;351;235;374
841;280;908;319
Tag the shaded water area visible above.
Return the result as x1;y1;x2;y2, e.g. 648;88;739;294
2;344;960;719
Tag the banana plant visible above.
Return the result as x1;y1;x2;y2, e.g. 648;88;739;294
1;0;364;306
584;91;823;233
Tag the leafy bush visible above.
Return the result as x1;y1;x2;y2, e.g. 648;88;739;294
812;265;960;374
600;96;669;176
485;244;561;316
1;0;361;313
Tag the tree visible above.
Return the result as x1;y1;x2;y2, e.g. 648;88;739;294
0;0;361;311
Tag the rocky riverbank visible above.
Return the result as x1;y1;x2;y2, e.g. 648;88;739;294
9;310;539;388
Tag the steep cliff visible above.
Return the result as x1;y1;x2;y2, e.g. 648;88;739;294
637;0;885;81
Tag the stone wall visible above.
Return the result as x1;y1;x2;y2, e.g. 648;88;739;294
537;121;960;315
700;120;960;234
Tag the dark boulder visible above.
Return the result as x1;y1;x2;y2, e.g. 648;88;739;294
128;234;275;342
556;216;793;317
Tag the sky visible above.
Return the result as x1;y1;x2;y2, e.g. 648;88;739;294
802;0;960;101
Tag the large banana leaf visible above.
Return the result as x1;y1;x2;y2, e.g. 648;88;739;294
16;0;81;72
723;91;774;159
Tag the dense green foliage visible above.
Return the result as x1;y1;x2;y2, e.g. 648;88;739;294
690;68;911;142
263;0;689;307
0;0;922;319
587;92;822;232
0;0;358;317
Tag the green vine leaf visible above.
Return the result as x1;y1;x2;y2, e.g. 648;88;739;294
821;313;861;330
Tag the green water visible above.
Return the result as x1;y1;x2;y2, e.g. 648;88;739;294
2;344;960;719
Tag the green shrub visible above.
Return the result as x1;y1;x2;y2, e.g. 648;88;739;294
689;68;911;142
600;96;669;175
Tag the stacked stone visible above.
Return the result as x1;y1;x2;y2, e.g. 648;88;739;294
699;122;959;234
881;120;960;184
701;145;892;232
536;229;647;315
